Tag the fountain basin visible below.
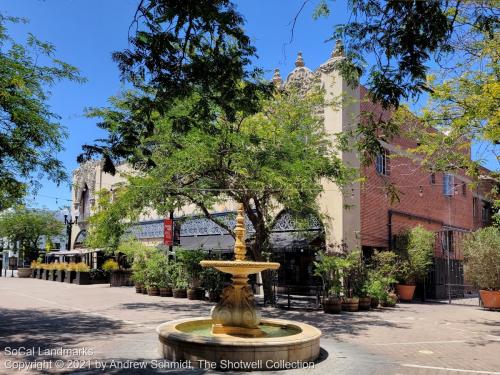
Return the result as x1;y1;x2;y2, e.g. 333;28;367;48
157;317;321;370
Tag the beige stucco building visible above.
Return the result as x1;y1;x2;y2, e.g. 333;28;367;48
69;45;361;277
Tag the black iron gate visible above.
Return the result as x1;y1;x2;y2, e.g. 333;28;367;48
425;229;479;305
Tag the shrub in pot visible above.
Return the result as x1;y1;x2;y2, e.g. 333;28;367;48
394;226;434;301
64;263;76;283
342;251;368;311
177;249;205;300
463;227;500;310
201;267;224;302
55;262;67;282
171;263;189;298
313;251;345;314
145;251;170;296
73;262;91;285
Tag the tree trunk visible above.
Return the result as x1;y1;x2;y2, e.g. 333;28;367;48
261;269;275;305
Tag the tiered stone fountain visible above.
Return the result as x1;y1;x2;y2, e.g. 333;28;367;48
157;204;321;370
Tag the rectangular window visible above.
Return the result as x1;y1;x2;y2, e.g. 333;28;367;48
482;201;492;226
462;182;466;196
473;197;478;218
443;173;454;196
442;231;454;253
375;150;389;176
430;173;436;184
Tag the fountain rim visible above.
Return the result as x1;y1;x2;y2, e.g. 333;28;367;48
200;260;280;269
157;317;321;347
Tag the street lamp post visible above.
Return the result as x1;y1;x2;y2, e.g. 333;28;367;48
64;214;78;251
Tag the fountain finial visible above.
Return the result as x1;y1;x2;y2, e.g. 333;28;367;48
234;203;247;261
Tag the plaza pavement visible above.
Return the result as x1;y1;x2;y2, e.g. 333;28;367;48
0;277;498;375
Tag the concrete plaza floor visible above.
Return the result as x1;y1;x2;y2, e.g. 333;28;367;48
0;277;499;375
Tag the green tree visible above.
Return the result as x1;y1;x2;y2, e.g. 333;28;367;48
0;15;85;209
86;88;352;301
79;0;270;173
0;207;64;263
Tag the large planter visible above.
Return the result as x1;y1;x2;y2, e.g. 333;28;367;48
396;284;416;302
159;287;173;297
73;272;91;285
49;270;58;281
187;288;204;300
480;290;500;310
135;284;144;294
147;286;160;296
358;297;371;311
64;271;75;283
370;297;379;309
110;270;133;287
17;268;32;278
342;297;360;312
56;270;65;282
322;297;342;314
173;288;187;298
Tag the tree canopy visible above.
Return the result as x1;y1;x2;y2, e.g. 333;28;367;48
85;87;352;300
0;15;85;210
79;0;271;174
0;207;64;262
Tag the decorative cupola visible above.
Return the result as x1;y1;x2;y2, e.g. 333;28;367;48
319;40;345;74
272;68;283;88
285;52;315;93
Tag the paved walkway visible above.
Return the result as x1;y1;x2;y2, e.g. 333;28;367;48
0;277;499;374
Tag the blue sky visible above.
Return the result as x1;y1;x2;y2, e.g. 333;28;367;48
1;0;496;210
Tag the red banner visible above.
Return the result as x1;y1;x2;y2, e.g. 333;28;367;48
163;219;173;246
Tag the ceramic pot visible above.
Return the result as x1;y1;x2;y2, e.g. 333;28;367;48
480;290;500;310
396;284;416;301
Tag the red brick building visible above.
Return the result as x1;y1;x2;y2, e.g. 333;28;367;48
359;87;496;259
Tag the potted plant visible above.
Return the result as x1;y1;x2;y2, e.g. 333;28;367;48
201;267;224;302
145;250;171;296
102;259;120;286
463;227;500;310
395;226;434;302
177;249;205;300
171;263;188;298
65;263;76;283
73;262;91;285
56;262;67;282
371;251;399;307
30;261;40;278
313;251;344;314
341;251;364;312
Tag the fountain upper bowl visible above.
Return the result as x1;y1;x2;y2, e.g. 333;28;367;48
200;260;280;275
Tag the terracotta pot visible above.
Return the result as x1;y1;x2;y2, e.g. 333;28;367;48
147;286;160;296
187;288;204;300
342;297;360;312
480;290;500;310
322;297;342;314
159;287;173;297
173;288;187;298
358;297;371;311
396;284;416;301
370;297;379;309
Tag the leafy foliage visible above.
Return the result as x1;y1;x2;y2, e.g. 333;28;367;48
395;226;435;284
0;15;84;209
0;207;64;262
463;227;500;290
79;0;271;173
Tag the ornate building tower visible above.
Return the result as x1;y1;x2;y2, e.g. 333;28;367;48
284;44;361;252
